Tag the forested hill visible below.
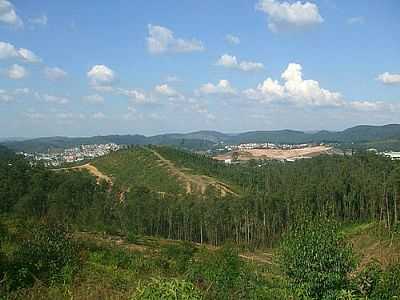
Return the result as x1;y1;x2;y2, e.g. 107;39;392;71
3;124;400;152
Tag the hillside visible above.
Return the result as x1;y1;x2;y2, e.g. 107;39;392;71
92;146;238;197
4;124;400;153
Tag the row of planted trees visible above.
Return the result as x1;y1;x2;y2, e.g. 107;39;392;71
119;148;400;247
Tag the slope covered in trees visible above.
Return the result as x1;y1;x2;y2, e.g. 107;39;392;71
1;147;400;298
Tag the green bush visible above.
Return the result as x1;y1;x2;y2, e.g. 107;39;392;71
279;219;355;298
368;262;400;299
133;277;202;300
187;245;241;299
6;222;80;290
159;242;196;274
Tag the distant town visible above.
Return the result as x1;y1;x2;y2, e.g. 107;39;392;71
18;143;122;167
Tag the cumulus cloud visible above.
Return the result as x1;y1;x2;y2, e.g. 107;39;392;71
244;63;343;107
0;41;41;63
147;24;204;54
44;67;67;80
198;80;236;95
17;48;41;63
225;34;240;45
0;89;14;103
6;64;27;79
0;0;23;27
87;65;116;89
377;72;400;85
28;14;47;26
116;88;152;104
256;0;323;32
216;54;264;72
83;94;104;104
348;101;386;112
155;84;179;97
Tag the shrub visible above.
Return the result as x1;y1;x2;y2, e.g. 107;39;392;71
133;278;202;300
187;245;241;299
159;242;196;274
369;262;400;299
6;222;80;290
279;219;355;298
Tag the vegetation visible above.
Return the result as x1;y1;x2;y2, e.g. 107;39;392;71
1;145;400;298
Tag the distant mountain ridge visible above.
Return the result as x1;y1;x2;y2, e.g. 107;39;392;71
3;124;400;153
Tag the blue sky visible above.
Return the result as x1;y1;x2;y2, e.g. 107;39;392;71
0;0;399;137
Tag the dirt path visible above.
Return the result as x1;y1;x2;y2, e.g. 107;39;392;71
74;231;274;265
53;163;113;185
149;148;238;197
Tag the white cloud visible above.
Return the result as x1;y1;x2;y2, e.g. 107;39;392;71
147;24;204;54
198;80;236;95
0;41;17;59
256;0;323;32
225;34;240;45
347;16;364;25
28;14;47;26
87;65;116;88
377;72;400;85
117;88;148;103
244;63;343;107
0;41;41;63
42;94;69;105
92;112;106;119
6;64;27;79
216;54;264;72
56;112;85;120
0;89;13;102
14;87;30;95
83;94;104;104
348;101;386;112
155;84;179;97
44;67;67;80
17;48;41;63
0;0;23;27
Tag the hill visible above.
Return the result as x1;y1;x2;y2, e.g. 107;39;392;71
92;146;238;197
3;124;400;153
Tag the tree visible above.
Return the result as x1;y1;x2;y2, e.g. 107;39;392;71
279;219;356;298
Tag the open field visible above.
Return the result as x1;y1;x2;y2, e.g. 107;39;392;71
214;145;332;161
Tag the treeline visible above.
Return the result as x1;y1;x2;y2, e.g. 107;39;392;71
0;153;117;231
126;146;400;246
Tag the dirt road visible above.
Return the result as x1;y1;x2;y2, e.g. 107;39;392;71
149;148;238;197
53;163;113;185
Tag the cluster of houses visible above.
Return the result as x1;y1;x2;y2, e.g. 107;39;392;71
19;143;122;167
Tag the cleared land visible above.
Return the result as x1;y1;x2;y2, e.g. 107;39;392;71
53;163;113;185
214;145;332;161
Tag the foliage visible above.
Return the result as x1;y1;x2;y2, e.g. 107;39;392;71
279;219;356;298
187;245;242;299
6;222;81;290
133;277;202;300
159;242;197;274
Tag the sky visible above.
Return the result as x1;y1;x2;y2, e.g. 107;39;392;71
0;0;399;138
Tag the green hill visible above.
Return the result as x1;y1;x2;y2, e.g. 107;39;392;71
92;146;239;197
